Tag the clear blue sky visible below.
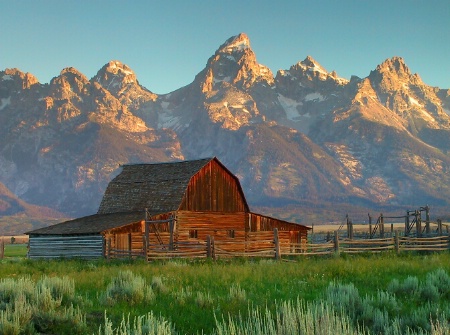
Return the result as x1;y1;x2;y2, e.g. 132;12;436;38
1;0;449;94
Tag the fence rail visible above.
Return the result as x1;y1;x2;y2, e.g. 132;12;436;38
104;229;450;261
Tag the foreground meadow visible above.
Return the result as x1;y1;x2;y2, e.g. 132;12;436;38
1;252;450;334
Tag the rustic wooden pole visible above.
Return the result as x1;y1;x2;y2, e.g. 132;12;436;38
346;214;350;238
211;235;216;260
416;210;422;238
394;230;400;254
144;217;149;255
391;224;394;237
206;235;212;259
368;213;372;238
128;233;132;258
437;219;443;236
380;213;384;238
169;217;175;251
0;238;4;259
405;212;409;236
106;238;111;260
425;206;431;236
334;231;340;255
141;234;146;257
274;228;281;260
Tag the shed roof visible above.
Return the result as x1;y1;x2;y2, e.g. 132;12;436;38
27;211;145;235
97;157;241;214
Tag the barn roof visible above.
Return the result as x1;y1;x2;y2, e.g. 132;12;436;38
27;157;253;236
26;211;145;235
97;157;248;214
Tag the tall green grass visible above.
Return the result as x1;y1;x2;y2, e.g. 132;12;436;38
1;253;450;334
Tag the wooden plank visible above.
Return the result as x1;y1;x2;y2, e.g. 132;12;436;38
28;235;104;259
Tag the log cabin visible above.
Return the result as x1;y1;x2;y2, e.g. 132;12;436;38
27;157;310;259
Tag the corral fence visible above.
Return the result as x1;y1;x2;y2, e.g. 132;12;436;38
105;228;450;261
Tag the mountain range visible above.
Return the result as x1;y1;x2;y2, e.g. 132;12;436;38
1;33;450;234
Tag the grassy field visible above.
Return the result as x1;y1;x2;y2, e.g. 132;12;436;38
1;252;450;334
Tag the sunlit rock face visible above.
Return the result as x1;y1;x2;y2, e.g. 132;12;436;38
1;34;450;220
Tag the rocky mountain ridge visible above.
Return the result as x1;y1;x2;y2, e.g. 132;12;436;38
1;32;450;230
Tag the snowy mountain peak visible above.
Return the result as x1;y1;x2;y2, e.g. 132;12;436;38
375;57;411;78
218;33;251;54
93;60;140;96
103;60;135;77
59;67;89;83
298;56;328;77
1;68;39;89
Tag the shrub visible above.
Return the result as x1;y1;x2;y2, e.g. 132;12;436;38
228;283;247;303
172;287;192;305
151;276;167;294
196;291;214;308
0;276;87;334
214;299;362;335
100;270;154;306
98;311;176;335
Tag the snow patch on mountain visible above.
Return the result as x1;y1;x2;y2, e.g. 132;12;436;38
304;92;325;102
222;37;249;53
409;96;421;106
0;97;11;110
277;94;302;120
2;75;13;81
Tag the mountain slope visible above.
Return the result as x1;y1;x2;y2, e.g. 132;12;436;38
1;33;450;226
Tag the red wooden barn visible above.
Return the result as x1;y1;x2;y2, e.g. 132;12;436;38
27;157;310;259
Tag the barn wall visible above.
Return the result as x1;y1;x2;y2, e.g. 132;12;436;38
103;221;145;255
179;160;247;212
247;213;309;244
176;210;247;242
28;235;104;259
146;212;173;246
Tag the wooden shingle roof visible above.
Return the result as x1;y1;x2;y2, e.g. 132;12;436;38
27;211;145;235
97;157;215;214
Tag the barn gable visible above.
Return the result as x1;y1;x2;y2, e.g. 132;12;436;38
179;158;249;212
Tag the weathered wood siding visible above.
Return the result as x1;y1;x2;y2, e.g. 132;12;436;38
176;210;246;240
247;212;309;245
103;221;145;255
179;160;247;212
28;235;104;259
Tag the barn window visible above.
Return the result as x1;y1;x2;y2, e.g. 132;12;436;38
189;230;198;239
228;230;235;238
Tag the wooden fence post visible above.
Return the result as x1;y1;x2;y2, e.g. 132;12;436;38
142;234;146;257
128;233;132;258
416;210;422;238
211;235;216;260
405;212;410;236
394;230;400;254
106;238;111;260
169;217;175;251
274;228;281;260
206;235;212;259
437;219;443;236
334;231;340;255
380;213;384;238
0;238;4;259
